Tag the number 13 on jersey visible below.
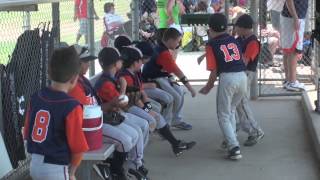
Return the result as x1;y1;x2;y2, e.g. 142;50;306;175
220;43;241;62
32;110;51;143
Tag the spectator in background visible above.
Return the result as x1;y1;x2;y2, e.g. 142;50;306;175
207;0;224;14
101;2;126;47
74;0;99;45
183;0;197;13
139;15;158;45
158;0;185;29
141;0;157;16
281;0;309;91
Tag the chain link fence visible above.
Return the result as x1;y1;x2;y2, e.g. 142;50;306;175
258;0;315;96
0;3;55;179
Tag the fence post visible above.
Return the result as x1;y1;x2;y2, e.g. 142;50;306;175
305;0;313;32
250;0;258;99
224;0;229;23
22;11;31;31
131;0;139;41
52;2;60;48
87;0;95;77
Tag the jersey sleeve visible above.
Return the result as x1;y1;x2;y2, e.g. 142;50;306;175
69;83;87;105
206;45;217;71
96;82;120;103
243;41;260;62
156;51;181;74
66;105;89;154
122;75;134;87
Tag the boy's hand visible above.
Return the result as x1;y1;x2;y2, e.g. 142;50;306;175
70;175;77;180
189;87;196;97
149;110;157;119
197;54;205;65
199;84;213;95
94;15;100;20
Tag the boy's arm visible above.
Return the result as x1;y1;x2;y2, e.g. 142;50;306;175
167;0;175;25
118;77;128;95
199;70;217;95
285;0;299;30
243;41;260;66
157;52;196;97
66;105;89;177
200;45;217;95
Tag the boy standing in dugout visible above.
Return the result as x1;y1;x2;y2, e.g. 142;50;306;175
234;14;264;146
23;47;89;180
199;13;247;160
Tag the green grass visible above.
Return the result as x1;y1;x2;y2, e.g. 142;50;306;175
0;0;131;64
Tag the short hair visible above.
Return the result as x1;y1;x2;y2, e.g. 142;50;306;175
104;2;114;13
48;47;80;83
162;28;182;42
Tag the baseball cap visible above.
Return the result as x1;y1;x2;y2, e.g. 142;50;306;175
135;41;154;58
114;35;132;51
121;47;143;66
169;24;183;35
73;44;97;62
235;14;254;29
98;47;122;67
208;13;227;32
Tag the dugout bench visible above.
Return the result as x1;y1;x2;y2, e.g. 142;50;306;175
77;143;115;180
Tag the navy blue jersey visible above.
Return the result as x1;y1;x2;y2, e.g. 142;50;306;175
282;0;309;19
94;72;119;92
26;87;81;165
142;43;170;80
206;33;246;75
236;35;260;72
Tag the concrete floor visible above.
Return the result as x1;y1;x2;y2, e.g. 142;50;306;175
143;86;320;180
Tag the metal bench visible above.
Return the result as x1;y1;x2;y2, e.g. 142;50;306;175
77;143;115;180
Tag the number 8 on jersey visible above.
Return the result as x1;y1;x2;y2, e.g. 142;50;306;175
32;110;50;143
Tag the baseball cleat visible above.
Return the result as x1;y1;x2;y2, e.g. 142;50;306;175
228;146;242;160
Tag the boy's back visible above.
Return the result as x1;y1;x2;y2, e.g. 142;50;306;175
206;33;246;74
25;87;86;165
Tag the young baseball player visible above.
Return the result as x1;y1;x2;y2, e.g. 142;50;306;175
234;14;264;146
97;47;195;156
114;36;164;114
68;45;148;180
94;47;151;179
23;47;89;180
135;41;175;124
199;13;247;160
142;27;196;130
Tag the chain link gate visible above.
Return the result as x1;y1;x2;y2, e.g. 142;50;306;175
258;0;315;97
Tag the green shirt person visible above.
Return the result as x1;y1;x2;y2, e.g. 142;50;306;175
158;0;185;28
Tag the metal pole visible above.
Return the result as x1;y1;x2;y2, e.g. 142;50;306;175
131;0;139;41
52;2;60;48
250;0;258;99
305;0;313;32
224;0;229;23
23;11;31;31
87;0;95;77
